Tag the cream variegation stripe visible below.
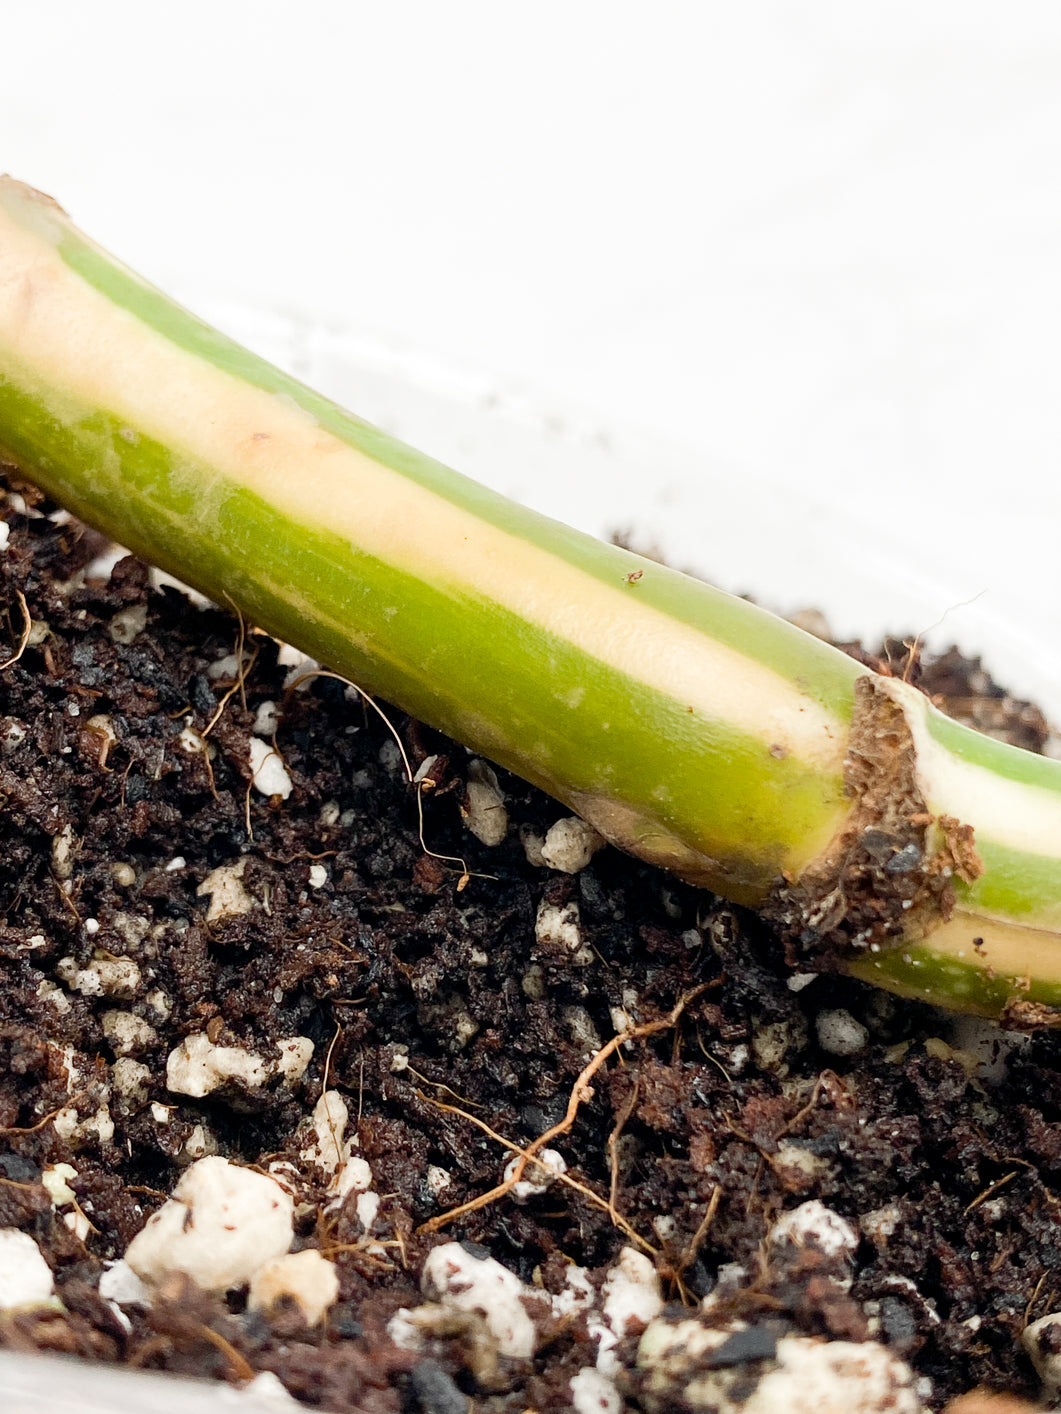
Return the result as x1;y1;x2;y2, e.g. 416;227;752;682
0;195;847;772
879;680;1061;864
851;911;1061;1014
933;911;1061;985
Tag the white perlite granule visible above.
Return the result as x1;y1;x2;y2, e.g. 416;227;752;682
0;1229;54;1310
197;858;254;922
242;1372;302;1409
535;899;584;954
248;736;293;798
300;1089;350;1175
41;1163;78;1207
165;1033;265;1095
815;1008;869;1057
602;1246;663;1338
109;604;148;645
124;1156;294;1293
101;1010;158;1056
503;1147;567;1202
112;1056;151;1108
98;1259;150;1309
419;1242;539;1359
769;1200;859;1263
592;1246;665;1375
53;1100;115;1148
462;759;508;846
570;1366;623;1414
299;1089;374;1205
1023;1311;1061;1394
636;1321;920;1414
249;1249;340;1326
56;954;141;999
253;701;280;736
179;1123;219;1164
166;1032;312;1098
540;816;605;873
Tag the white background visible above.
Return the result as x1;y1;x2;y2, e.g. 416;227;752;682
4;3;1060;716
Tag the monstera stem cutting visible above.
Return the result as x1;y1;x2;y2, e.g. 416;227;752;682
1;176;1059;1024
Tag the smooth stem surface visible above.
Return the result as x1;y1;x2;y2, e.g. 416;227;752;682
0;178;859;900
1;176;1060;1021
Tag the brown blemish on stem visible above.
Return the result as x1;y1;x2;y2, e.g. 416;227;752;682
766;675;983;968
999;997;1061;1031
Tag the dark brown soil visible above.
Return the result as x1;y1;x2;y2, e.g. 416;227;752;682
0;470;1059;1412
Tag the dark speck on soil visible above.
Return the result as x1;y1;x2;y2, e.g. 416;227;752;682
0;471;1059;1412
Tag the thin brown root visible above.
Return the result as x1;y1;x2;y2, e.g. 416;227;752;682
195;1323;256;1383
0;588;31;669
0;1098;85;1136
320;1244;396;1274
778;1069;832;1138
695;1026;733;1084
1024;1272;1049;1330
202;745;219;802
419;985;710;1245
406;1066;485;1111
286;668;493;888
414;781;491;889
963;1169;1018;1217
127;1335;172;1369
392;1222;409;1271
675;1183;721;1290
416;1089;656;1254
318;1021;344;1175
513;985;711;1178
202;643;259;738
222;598;249;711
52;874;83;923
606;1077;640;1229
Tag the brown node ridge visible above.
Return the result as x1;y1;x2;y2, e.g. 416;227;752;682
765;675;982;970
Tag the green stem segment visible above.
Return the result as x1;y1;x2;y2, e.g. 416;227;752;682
1;177;1059;1023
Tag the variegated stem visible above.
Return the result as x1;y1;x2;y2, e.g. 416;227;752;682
0;176;1059;1022
847;680;1061;1023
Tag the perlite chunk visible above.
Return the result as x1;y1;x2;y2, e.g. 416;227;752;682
124;1156;293;1293
636;1320;920;1414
